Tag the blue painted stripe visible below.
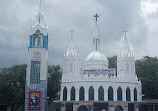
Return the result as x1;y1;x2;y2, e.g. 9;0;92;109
54;100;144;103
62;81;139;84
30;35;33;48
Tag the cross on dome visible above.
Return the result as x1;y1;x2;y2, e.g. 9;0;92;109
94;13;99;21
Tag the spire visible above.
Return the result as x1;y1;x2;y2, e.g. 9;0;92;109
120;30;133;57
35;0;45;27
92;13;100;51
65;31;79;57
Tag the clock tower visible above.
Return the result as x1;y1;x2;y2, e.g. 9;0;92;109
25;1;48;111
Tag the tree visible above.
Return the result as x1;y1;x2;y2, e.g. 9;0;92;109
108;56;117;69
0;64;62;110
47;65;62;102
0;64;26;111
136;56;158;99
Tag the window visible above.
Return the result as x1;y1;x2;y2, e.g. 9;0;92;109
32;30;43;47
134;88;137;101
79;86;85;101
98;86;104;101
63;87;67;101
71;87;75;101
126;87;131;101
30;60;40;84
126;63;129;74
89;86;94;100
108;86;113;101
117;87;122;101
70;63;72;73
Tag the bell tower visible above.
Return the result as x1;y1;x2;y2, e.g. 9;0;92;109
25;0;48;110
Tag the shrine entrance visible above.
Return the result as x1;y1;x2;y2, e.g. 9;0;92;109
66;103;73;111
78;105;88;111
94;103;109;111
115;105;123;111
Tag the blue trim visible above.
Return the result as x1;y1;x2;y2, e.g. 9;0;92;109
54;100;144;103
43;35;48;49
62;81;139;84
29;32;48;50
30;35;33;48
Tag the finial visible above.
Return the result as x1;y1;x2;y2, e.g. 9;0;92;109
94;13;99;21
123;30;128;37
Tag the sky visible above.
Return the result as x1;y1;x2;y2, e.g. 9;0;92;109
0;0;158;68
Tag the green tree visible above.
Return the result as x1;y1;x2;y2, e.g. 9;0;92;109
47;65;62;102
108;56;117;69
136;56;158;99
0;64;62;110
0;64;26;111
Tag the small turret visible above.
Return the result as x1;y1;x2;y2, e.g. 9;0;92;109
62;31;80;81
117;31;136;81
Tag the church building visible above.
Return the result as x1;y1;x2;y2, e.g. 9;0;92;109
59;14;142;111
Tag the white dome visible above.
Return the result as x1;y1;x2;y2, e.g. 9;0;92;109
86;51;108;62
85;51;109;70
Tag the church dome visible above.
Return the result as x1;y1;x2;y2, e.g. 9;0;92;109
84;51;109;70
86;51;108;62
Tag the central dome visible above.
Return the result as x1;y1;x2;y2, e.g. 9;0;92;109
86;51;108;62
84;51;109;70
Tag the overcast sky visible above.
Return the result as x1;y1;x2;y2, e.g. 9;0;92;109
0;0;158;68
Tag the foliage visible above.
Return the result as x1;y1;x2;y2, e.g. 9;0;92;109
108;56;117;69
136;56;158;99
47;65;62;102
0;64;26;111
0;64;62;110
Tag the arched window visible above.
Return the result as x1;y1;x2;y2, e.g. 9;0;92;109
63;87;67;101
70;63;73;73
134;88;137;101
126;87;131;101
108;86;113;101
117;87;122;101
126;63;129;74
79;86;85;101
98;86;104;101
71;87;75;100
89;86;94;100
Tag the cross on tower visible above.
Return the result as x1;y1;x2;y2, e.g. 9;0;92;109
123;30;128;37
94;13;99;21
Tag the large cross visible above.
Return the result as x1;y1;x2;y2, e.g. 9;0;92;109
123;30;128;37
94;13;99;21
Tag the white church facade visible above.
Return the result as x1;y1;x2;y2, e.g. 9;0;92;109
59;14;142;111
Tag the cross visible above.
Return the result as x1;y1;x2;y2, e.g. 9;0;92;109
94;13;99;21
123;30;128;37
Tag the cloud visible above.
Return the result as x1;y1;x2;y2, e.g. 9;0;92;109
0;0;157;68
